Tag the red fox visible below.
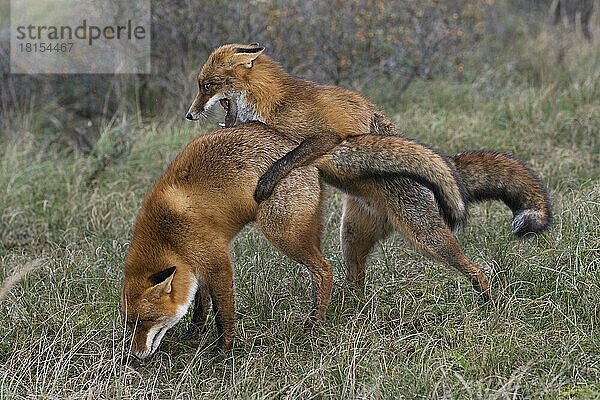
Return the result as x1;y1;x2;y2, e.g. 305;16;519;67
185;44;468;230
122;123;328;358
186;43;552;284
122;122;517;358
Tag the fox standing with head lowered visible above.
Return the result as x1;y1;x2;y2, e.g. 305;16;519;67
122;124;488;358
122;123;550;358
186;43;552;292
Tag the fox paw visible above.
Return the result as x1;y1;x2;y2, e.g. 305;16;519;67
254;174;276;203
217;335;235;352
182;323;206;340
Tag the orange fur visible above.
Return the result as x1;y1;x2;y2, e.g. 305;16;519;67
187;44;551;293
122;123;492;358
188;43;468;229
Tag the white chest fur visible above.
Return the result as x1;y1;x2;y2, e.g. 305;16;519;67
235;91;262;123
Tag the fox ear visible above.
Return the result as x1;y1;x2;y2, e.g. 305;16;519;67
231;46;265;68
148;266;176;294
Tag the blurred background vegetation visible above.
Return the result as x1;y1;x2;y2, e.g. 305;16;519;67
2;0;593;152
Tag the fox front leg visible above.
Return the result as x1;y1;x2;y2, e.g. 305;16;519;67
184;280;211;339
254;132;343;202
207;261;236;351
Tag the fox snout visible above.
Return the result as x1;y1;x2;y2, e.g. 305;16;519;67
186;89;240;128
186;95;205;121
129;322;171;359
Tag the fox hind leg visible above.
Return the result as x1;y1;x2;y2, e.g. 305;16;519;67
374;178;492;300
257;171;333;322
259;214;333;322
340;195;392;287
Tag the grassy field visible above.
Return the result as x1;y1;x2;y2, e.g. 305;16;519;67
1;28;599;398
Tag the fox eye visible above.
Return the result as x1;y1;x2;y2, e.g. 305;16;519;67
202;83;211;93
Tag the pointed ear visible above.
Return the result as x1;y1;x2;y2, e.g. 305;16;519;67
230;46;265;68
148;266;176;294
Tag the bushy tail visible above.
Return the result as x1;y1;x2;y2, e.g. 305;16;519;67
320;135;468;230
450;151;552;236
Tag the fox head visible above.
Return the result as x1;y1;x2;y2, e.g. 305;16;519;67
121;251;198;359
186;43;265;127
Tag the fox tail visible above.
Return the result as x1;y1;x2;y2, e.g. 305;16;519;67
451;151;552;236
321;134;468;230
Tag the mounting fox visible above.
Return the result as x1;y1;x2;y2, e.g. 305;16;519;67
122;121;550;358
186;43;552;284
186;45;468;230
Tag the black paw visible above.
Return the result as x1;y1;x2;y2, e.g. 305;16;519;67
182;323;206;340
254;174;276;203
216;335;234;352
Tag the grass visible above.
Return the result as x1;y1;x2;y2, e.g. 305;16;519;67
1;26;599;399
